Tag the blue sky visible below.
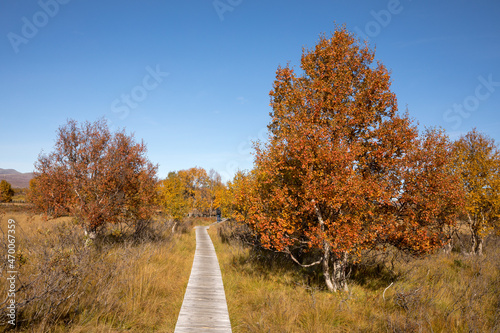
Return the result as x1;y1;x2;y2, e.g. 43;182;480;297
1;0;499;181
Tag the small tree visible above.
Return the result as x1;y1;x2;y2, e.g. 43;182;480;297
452;129;500;255
158;171;190;230
0;180;15;202
177;167;210;216
208;169;223;216
230;170;258;223
214;170;254;220
30;119;158;236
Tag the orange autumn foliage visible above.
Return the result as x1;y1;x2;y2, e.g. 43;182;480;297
238;27;463;291
29;119;158;235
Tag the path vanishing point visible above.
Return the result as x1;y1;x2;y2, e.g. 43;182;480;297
174;225;232;332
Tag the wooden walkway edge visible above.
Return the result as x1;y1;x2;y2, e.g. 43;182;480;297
174;225;232;332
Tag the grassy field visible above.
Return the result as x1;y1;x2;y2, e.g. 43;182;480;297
11;189;27;203
0;207;210;332
210;222;500;333
2;206;499;332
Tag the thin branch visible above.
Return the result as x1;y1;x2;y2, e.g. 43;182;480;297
383;282;394;301
285;247;322;268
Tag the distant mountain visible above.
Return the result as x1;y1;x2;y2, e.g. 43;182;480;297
0;168;34;188
0;169;20;175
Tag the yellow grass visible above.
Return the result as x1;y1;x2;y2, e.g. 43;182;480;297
209;223;500;332
0;208;199;332
2;208;498;332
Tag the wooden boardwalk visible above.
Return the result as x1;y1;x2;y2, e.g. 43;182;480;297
174;225;232;332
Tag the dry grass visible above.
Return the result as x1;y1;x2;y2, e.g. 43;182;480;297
210;222;500;333
0;207;200;332
2;208;498;332
12;189;27;203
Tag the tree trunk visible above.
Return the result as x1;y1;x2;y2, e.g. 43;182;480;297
332;251;349;292
442;225;455;254
471;229;483;255
322;242;336;292
322;247;349;292
313;199;349;292
442;240;453;254
468;213;483;255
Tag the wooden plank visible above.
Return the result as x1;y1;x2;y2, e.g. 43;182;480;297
174;225;232;332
